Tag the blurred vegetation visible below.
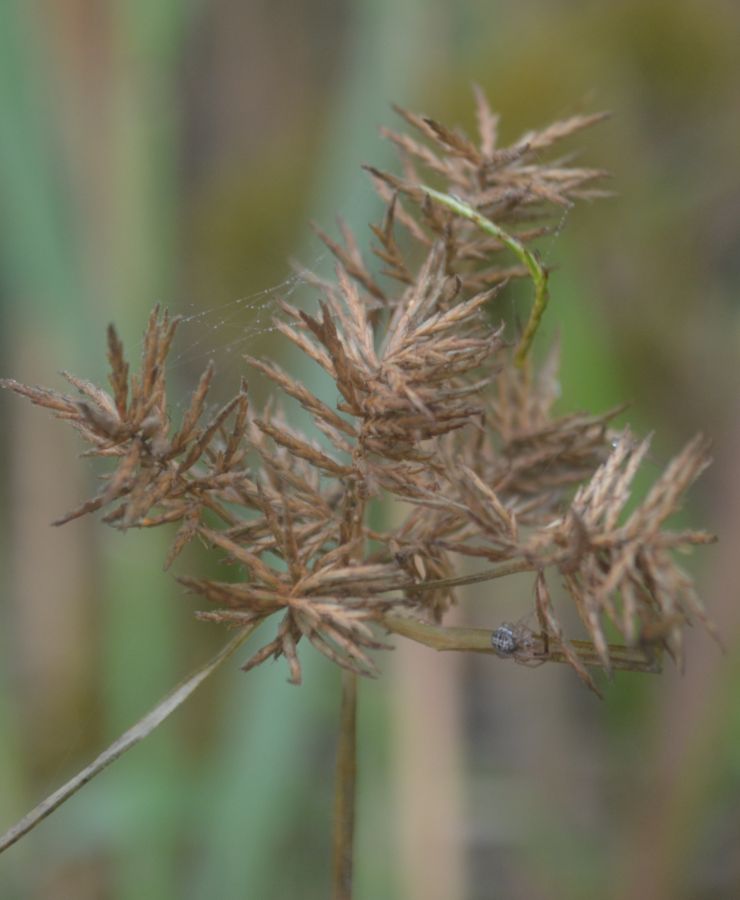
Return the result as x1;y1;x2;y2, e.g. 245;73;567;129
1;1;739;898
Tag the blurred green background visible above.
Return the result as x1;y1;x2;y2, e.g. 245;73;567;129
1;1;739;898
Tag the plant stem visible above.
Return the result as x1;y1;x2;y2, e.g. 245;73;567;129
383;558;537;593
381;614;661;673
332;670;358;899
422;186;549;366
0;621;260;854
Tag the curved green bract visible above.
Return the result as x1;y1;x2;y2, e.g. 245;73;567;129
422;186;549;366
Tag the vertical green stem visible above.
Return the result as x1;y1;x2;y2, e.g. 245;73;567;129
332;670;358;900
422;186;550;366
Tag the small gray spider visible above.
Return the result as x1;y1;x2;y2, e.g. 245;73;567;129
491;620;545;666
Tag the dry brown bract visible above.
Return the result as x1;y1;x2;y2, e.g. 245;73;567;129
1;90;715;693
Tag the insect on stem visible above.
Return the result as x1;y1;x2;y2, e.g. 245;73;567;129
382;614;661;674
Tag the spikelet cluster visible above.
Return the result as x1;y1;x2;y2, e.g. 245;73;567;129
2;91;714;694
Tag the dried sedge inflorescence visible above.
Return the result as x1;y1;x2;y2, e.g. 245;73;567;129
2;90;715;695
